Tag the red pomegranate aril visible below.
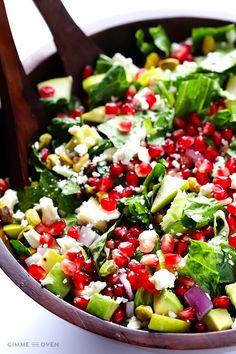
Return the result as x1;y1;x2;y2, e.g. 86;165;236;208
228;233;236;248
145;92;157;109
173;44;190;62
194;321;207;332
217;167;230;177
174;117;186;128
74;297;89;310
102;287;115;297
88;177;100;188
129;226;143;238
135;163;152;177
161;234;175;253
118;120;132;133
192;231;205;242
125;86;137;98
202;122;215;136
41;148;50;162
196;171;210;185
213;184;228;200
164;139;176;154
65;249;84;268
28;264;46;281
112;249;130;268
73;271;91;290
177;136;194;150
227;202;236;215
110;163;124;178
185;124;198;136
188;113;202;126
178;307;196;321
82;65;93;79
48;220;66;235
148;145;164;158
120;103;135;116
209;103;218;116
126;270;138;289
39;232;54;247
101;198;117;212
194;136;206;152
39;85;55;98
113;226;128;239
69;107;84;118
124;234;139;248
213;176;231;189
114;284;126;297
226;157;236;174
105;102;119;115
174;285;188;298
83;259;95;274
179;276;195;288
67;226;80;240
175;240;189;255
140;254;159;268
105;239;115;249
0;178;9;195
118;241;135;257
126;171;139;187
106;274;120;287
109;190;121;201
204;146;219;162
171;129;185;141
222;128;234;142
213;295;231;309
164;253;182;266
128;260;145;272
111;308;126;324
212;131;222;146
98;176;114;192
195;159;213;174
202;225;214;239
181;168;192;179
61;258;76;276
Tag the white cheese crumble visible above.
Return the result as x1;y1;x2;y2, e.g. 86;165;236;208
150;269;176;291
79;281;106;297
212;156;226;176
168;311;177;318
25;252;42;267
199;183;213;197
39;197;60;226
74;144;88;156
127;316;142;329
24;228;41;248
78;226;99;247
0;189;18;209
56;237;81;253
41;277;54;286
111;53;139;80
54;144;65;155
13;210;25;221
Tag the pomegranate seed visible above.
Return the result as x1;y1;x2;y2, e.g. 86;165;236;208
204;146;219;162
181;168;192;179
113;226;128;239
188;113;202;126
102;287;114;297
194;321;207;332
74;297;89;310
192;231;205;242
128;260;145;272
98;176;114;192
185;124;198;136
39;86;55;98
121;187;134;198
173;44;190;62
114;284;126;297
48;220;66;235
105;102;119;116
28;264;46;281
212;131;222;146
196;171;210;185
140;254;159;268
73;270;91;290
67;226;80;240
213;184;228;200
83;259;95;274
178;307;196;321
227;202;236;215
145;92;156;109
124;234;139;248
164;253;182;266
88;177;100;189
148;145;164;158
195;159;213;174
69;107;84;118
109;163;124;178
118;120;132;133
202;122;215;136
125;86;137;99
129;226;143;238
120;103;135;115
175;240;189;255
174;117;186;128
227;215;236;233
135;163;152;177
222;128;234;142
111;308;126;324
112;249;129;268
213;176;231;189
41;148;50;162
209;103;218;116
126;171;139;187
194;136;206;152
39;232;54;247
217;167;230;177
61;258;76;276
100;198;117;212
105;239;115;249
213;295;230;309
161;234;175;253
0;178;9;195
226;157;236;174
228;233;236;248
171;129;185;141
127;270;139;289
109;190;122;201
179;276;195;288
118;241;135;257
202;225;214;239
177;136;194;149
65;248;84;267
164;139;176;154
174;285;188;298
106;274;120;287
82;65;93;79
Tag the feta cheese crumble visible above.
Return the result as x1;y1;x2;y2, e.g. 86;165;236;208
150;269;176;291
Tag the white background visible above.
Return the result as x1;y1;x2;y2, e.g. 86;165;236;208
1;0;236;353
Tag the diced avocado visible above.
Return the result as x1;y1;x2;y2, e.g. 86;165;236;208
226;75;236;99
225;282;236;307
86;293;119;320
82;73;105;92
38;249;63;273
99;259;118;277
151;175;189;213
43;262;72;299
82;106;105;123
148;314;190;333
3;224;22;239
203;308;233;331
153;289;183;316
134;288;153;308
37;76;73;101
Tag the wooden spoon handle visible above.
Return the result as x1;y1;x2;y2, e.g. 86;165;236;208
33;0;103;95
0;0;48;188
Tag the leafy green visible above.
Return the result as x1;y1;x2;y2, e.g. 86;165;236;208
161;191;188;233
64;214;78;231
97;165;110;176
192;24;236;52
214;210;229;237
61;178;81;196
143;160;166;201
95;54;113;73
175;74;216;117
135;29;156;55
40;96;79;116
29;146;44;173
88;66;129;109
227;137;236;157
143;109;174;144
197;49;236;73
210;108;236;131
156;81;175;106
10;240;32;257
47;117;81;141
118;195;151;225
135;25;171;56
88;139;113;158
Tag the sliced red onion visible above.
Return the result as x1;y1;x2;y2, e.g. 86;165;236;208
186;148;204;163
78;226;99;247
125;301;134;318
119;273;133;299
184;284;213;320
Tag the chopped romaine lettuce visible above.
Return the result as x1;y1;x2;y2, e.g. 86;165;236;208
118;195;151;226
197;49;236;73
143;109;174;145
135;25;171;56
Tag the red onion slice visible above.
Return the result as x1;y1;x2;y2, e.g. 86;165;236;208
119;273;133;299
125;301;134;318
184;284;213;320
78;226;99;247
186;148;204;163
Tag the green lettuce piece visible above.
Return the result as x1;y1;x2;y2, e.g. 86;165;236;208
210;107;236;131
143;109;174;145
88;65;129;108
29;146;44;173
135;25;171;56
88;140;113;158
61;177;81;196
175;75;215;117
135;29;156;55
197;49;236;73
118;195;151;226
143;160;166;200
213;210;229;237
227;137;236;157
47;117;81;141
161;191;188;233
95;54;113;73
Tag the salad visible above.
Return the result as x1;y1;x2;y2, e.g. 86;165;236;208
2;23;236;334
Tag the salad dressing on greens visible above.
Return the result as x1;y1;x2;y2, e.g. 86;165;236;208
2;23;236;333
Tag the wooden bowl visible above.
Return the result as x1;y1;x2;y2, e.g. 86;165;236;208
1;17;236;350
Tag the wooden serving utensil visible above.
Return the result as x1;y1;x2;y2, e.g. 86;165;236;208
32;0;103;95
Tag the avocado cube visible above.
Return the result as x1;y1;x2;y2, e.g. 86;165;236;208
153;289;183;316
37;76;73;101
38;249;63;273
148;314;190;333
86;293;119;321
43;262;72;299
82;74;105;92
3;224;22;239
203;308;233;331
225;283;236;307
82;106;105;123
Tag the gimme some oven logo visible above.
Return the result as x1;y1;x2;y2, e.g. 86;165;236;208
7;342;60;348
